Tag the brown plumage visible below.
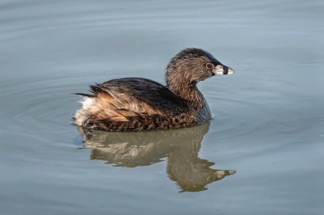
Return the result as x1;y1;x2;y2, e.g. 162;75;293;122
74;48;235;132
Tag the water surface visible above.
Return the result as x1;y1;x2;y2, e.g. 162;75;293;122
0;0;323;215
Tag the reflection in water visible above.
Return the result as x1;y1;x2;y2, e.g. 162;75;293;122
77;123;236;192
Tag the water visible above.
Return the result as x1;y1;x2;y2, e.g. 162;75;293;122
0;0;323;214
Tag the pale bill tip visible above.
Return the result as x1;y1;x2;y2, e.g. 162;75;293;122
227;67;235;75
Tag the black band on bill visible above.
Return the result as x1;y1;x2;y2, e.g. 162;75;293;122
223;66;229;75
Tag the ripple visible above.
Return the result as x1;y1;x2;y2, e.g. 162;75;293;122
207;91;276;140
0;76;81;142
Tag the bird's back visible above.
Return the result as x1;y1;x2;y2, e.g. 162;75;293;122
74;78;198;132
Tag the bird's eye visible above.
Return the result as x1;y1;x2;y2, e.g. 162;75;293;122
205;63;213;69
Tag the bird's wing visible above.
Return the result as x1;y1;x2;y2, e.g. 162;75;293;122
96;77;188;114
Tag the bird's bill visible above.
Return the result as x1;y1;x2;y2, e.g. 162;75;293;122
213;65;235;75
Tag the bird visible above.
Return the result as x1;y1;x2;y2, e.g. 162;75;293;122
74;48;235;132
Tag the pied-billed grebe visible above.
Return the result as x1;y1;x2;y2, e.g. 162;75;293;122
74;48;235;132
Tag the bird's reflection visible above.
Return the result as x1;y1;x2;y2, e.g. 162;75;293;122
77;122;236;192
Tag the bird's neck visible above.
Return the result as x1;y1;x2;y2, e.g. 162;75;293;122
168;82;207;110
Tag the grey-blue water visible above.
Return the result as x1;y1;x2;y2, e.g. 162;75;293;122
0;0;323;214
